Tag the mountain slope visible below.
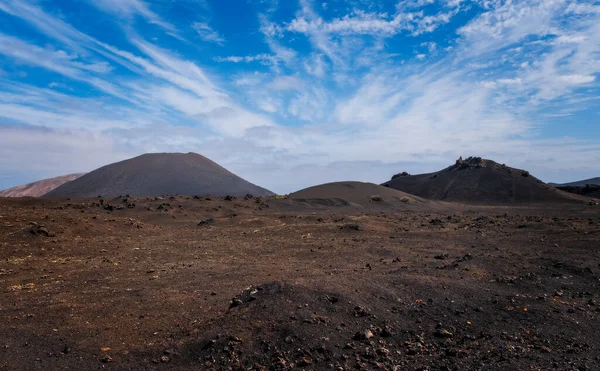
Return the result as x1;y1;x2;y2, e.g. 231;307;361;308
549;177;600;187
382;157;582;204
45;153;273;198
555;185;600;199
289;181;435;209
0;173;85;198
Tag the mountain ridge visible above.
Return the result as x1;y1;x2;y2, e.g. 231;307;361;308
0;173;86;198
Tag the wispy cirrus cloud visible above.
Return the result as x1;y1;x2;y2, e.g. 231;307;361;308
192;22;225;44
214;54;279;65
0;0;599;193
87;0;177;34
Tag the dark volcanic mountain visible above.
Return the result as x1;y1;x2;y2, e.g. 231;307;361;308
0;173;85;198
44;153;274;198
382;156;582;204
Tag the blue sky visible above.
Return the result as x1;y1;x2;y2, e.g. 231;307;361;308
0;0;599;193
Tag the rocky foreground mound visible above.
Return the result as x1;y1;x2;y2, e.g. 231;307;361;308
0;173;85;197
44;153;273;198
383;157;582;204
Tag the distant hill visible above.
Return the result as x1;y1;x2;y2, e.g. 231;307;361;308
0;173;85;198
549;177;600;187
382;157;582;204
289;181;433;208
45;153;274;198
554;185;600;199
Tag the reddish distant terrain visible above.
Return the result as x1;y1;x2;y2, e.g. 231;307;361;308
383;157;584;204
45;153;273;198
0;173;85;198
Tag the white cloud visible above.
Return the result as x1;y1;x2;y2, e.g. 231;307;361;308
304;53;327;77
0;126;132;177
1;0;600;193
192;22;225;44
457;0;564;56
555;34;587;44
566;3;600;15
559;75;596;85
268;76;303;91
286;8;455;37
87;0;177;33
0;33;127;99
214;54;278;64
497;78;522;85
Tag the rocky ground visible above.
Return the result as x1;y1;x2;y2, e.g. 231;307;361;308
0;195;599;370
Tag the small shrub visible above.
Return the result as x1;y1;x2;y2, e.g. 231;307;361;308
370;195;383;202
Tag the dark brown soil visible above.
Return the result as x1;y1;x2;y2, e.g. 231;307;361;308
383;158;585;204
1;195;599;370
0;173;85;198
44;153;273;198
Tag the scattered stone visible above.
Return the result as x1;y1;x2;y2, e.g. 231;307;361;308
380;326;393;337
325;295;339;304
30;224;55;237
198;218;214;226
298;358;312;366
376;347;390;356
391;171;410;179
340;223;362;231
353;329;374;341
430;219;444;226
435;329;454;338
230;298;243;308
100;355;113;363
353;306;369;317
554;290;564;297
